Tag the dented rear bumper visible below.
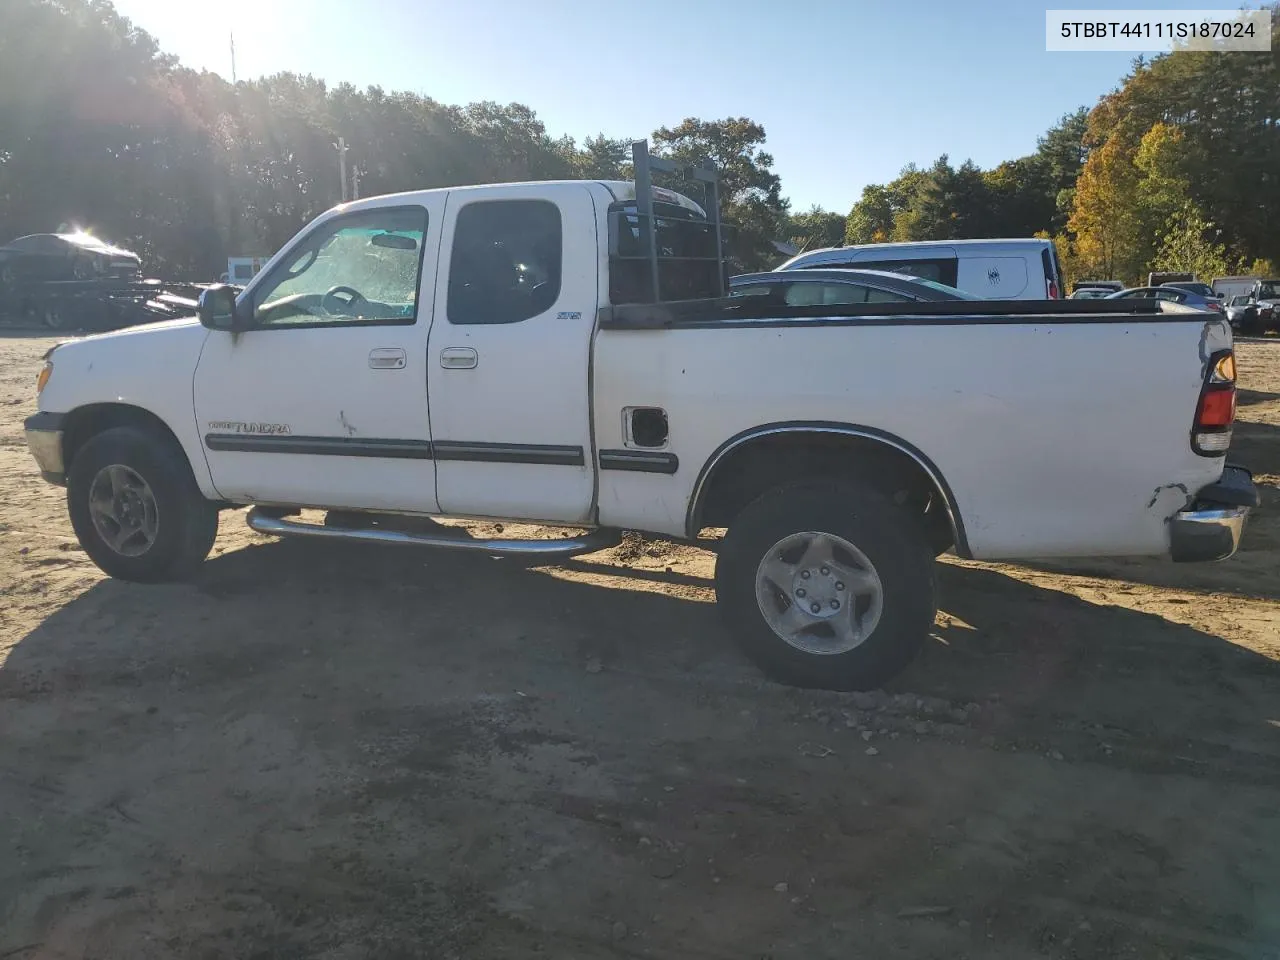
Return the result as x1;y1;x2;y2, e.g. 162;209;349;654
1170;465;1258;562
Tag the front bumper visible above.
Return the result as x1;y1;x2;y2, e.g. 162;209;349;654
24;412;66;485
1170;465;1258;562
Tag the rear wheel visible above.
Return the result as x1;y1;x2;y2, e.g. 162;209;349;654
67;427;218;582
37;303;66;330
716;482;936;690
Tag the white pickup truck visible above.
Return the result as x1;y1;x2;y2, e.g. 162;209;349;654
23;145;1258;690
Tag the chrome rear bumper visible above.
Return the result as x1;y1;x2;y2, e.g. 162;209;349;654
1170;466;1258;562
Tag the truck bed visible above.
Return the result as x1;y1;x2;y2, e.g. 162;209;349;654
591;298;1229;559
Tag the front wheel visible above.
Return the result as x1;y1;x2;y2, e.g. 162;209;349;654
715;482;936;691
67;427;219;582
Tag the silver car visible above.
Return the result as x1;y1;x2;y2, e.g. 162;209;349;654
731;268;977;305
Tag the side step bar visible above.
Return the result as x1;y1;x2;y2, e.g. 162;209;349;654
244;507;622;559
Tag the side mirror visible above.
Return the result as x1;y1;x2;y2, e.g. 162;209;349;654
197;284;247;331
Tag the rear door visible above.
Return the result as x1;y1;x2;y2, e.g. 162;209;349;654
957;256;1031;299
426;184;599;523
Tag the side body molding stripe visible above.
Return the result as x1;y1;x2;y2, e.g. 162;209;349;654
203;434;585;466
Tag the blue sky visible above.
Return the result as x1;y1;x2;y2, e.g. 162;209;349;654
111;0;1247;211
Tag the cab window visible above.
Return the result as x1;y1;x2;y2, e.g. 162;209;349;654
447;200;563;324
252;207;428;327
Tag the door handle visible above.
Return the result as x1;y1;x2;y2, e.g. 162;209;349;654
440;347;478;369
369;347;407;370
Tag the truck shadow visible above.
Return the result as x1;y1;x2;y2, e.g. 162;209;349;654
906;563;1279;737
4;536;1276;743
3;537;1277;956
1238;387;1280;405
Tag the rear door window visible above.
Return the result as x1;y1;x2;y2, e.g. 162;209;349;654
783;282;883;306
852;257;958;287
448;200;563;324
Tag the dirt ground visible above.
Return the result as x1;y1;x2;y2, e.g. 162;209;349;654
1;332;1277;960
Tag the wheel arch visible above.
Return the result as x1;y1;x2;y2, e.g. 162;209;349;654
686;422;971;558
62;403;191;478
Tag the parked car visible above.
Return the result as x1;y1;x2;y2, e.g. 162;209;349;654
1225;295;1263;334
1070;287;1113;299
1148;271;1193;287
1161;280;1218;299
23;161;1256;692
729;268;975;305
1073;279;1123;294
1214;279;1279;331
0;232;141;289
1107;285;1223;312
1251;279;1280;323
777;238;1064;301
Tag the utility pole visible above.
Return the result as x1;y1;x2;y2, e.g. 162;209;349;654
350;164;362;201
230;32;237;84
334;137;349;202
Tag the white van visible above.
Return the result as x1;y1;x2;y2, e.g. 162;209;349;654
1212;276;1261;301
778;238;1063;301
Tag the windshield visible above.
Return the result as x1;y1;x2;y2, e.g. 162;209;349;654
1258;281;1280;299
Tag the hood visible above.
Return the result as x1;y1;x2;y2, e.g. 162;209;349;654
62;315;201;347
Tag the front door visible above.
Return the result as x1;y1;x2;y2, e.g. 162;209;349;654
426;184;598;523
194;199;445;512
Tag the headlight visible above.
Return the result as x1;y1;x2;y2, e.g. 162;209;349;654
36;360;53;395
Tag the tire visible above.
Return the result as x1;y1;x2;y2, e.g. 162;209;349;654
67;426;218;583
39;304;66;330
715;482;936;691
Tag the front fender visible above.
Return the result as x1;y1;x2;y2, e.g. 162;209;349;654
38;318;214;496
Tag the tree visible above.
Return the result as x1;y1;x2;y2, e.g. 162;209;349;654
845;183;897;244
1084;10;1280;267
575;134;631;180
1034;108;1090;234
892;156;994;240
651;117;788;270
1067;137;1143;281
1152;202;1231;280
786;206;845;253
1133;122;1194;242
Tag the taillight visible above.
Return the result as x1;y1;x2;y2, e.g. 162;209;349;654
1192;350;1236;456
1207;301;1223;312
1048;279;1060;299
